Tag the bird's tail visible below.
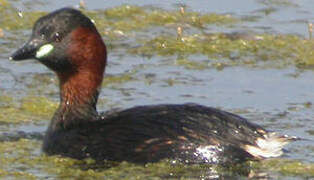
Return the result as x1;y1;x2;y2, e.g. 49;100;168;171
244;132;298;159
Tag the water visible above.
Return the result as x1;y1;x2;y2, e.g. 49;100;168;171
0;0;314;179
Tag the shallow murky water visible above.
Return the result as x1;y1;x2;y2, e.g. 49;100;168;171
0;0;314;179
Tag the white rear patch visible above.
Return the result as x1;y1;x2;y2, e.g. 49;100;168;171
36;44;54;58
244;132;291;159
194;145;223;163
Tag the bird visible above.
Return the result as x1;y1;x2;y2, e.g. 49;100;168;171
10;7;295;165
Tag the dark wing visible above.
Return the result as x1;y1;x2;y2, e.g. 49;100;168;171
97;103;269;163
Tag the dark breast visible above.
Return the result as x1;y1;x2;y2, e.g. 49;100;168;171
42;103;266;164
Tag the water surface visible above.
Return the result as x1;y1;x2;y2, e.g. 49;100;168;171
0;0;313;179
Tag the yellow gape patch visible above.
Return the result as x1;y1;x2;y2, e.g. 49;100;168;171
36;44;54;58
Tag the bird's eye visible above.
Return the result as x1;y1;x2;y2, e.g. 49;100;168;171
53;32;62;42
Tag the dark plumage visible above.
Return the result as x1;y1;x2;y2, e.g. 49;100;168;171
10;8;294;165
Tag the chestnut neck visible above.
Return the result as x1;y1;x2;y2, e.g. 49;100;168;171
50;27;107;130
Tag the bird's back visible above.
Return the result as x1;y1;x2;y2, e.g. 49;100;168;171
43;103;286;164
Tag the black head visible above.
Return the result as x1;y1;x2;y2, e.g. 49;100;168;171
10;8;96;72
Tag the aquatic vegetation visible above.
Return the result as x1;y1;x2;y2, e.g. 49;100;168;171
0;95;57;124
0;139;39;179
86;5;237;33
0;4;45;30
1;2;313;180
250;159;314;178
130;33;314;67
258;0;299;8
103;5;145;19
0;0;9;7
102;72;136;87
0;28;3;38
20;96;58;117
175;57;209;70
2;4;312;68
0;138;216;179
0;138;313;179
0;3;237;39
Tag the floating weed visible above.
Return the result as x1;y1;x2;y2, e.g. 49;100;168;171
104;5;237;28
102;72;136;87
0;0;9;7
0;139;218;179
175;58;209;70
45;160;222;179
84;5;237;36
0;95;13;108
295;39;314;65
0;137;235;179
255;7;278;16
0;28;4;38
2;4;237;49
147;9;237;28
164;78;180;86
0;139;39;159
0;170;37;180
250;159;314;178
0;4;45;31
6;4;311;69
0;139;86;179
104;5;145;19
20;96;58;117
0;95;57;124
0;139;40;179
131;33;314;67
198;13;236;26
0;138;313;179
130;35;200;56
258;0;299;8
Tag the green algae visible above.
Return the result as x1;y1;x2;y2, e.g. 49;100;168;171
0;138;216;179
250;159;314;178
104;5;146;19
0;122;312;179
0;138;313;179
0;138;227;179
1;4;238;41
0;95;57;124
175;57;209;70
131;33;314;67
0;139;42;179
102;73;135;87
258;0;299;7
1;3;314;180
255;7;278;16
86;5;237;33
3;4;312;68
20;96;58;117
0;0;9;8
2;4;312;68
0;4;45;31
0;170;37;180
0;95;13;107
100;5;237;29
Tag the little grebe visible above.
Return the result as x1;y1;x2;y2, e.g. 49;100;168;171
10;8;294;164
